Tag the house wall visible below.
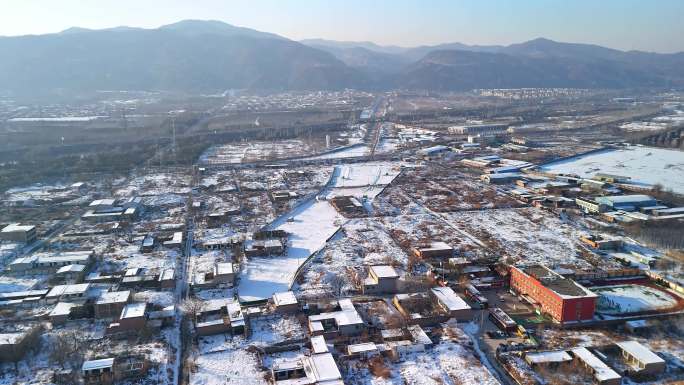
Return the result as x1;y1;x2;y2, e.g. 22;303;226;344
510;267;595;323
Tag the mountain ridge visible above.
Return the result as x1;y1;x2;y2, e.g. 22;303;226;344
1;20;683;94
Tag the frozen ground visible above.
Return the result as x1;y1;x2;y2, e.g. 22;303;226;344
237;199;343;302
113;171;191;197
238;162;401;301
349;321;500;385
199;139;315;164
324;162;403;207
540;145;684;194
249;315;305;347
442;208;591;267
330;162;401;188
3;183;75;203
301;143;370;160
191;338;267;385
0;275;43;292
594;284;679;315
298;218;409;296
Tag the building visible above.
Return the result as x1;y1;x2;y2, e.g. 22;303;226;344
0;224;36;244
429;287;472;321
243;239;284;257
392;289;468;326
593;173;631;183
308;298;364;338
510;265;597;323
413;241;453;259
330;196;366;217
158;268;176;290
95;291;131;318
271;191;298;202
575;197;608;214
272;291;299;313
417;145;450;159
524;350;573;368
107;302;148;337
54;264;87;284
272;352;343;385
570;347;621;385
615;341;666;377
0;325;43;363
449;123;508;135
8;250;93;273
595;195;658;212
50;302;79;325
45;283;91;303
195;299;245;336
82;358;115;385
480;173;521;184
363;265;399;294
214;263;235;286
579;234;622;250
163;232;183;248
346;342;379;359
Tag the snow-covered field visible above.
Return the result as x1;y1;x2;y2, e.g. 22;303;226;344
344;321;500;385
301;143;371;160
238;162;401;301
298;218;409;296
397;340;500;385
113;171;191;197
330;162;401;188
540;146;684;194
442;208;591;267
191;340;267;385
199;140;314;164
237;199;343;302
595;284;679;314
0;275;43;293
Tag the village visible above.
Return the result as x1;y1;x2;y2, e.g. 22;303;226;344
0;90;683;385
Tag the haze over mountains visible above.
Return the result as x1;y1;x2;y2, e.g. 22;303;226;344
1;19;683;95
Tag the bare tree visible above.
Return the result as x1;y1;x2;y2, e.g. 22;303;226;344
50;330;85;369
181;297;205;324
329;274;346;298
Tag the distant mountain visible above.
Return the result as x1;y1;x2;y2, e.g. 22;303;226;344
397;49;665;90
301;39;408;54
302;39;503;61
0;20;364;94
1;22;683;95
158;19;286;40
304;43;411;75
306;37;684;90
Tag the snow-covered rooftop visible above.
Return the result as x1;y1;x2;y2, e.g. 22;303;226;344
302;353;342;383
370;265;399;279
96;290;130;304
571;347;621;382
120;302;146;319
273;291;298;307
310;335;328;354
525;350;572;365
1;223;35;233
615;340;665;366
82;358;115;371
431;287;471;312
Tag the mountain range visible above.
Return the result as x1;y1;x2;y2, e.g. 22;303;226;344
1;20;683;95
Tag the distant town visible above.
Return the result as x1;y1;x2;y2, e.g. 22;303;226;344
1;87;683;385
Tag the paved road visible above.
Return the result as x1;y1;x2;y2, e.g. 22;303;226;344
174;209;194;385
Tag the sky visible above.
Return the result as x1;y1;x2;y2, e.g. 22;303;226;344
0;0;683;53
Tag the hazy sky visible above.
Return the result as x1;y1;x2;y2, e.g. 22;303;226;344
1;0;683;53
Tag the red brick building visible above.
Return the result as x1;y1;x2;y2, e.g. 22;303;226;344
510;265;597;323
